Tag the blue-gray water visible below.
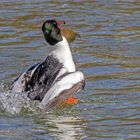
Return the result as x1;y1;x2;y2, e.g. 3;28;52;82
0;0;140;139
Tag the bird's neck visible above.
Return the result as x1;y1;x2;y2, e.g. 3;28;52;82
55;36;73;55
51;36;76;72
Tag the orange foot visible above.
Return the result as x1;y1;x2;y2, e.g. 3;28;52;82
63;97;78;105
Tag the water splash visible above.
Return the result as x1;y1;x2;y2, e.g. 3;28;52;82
0;89;41;115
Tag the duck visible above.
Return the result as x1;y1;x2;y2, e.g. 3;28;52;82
11;20;85;111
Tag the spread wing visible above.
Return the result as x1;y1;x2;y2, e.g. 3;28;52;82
11;55;63;101
11;62;41;92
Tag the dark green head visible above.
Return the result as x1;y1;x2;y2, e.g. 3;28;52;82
42;20;65;45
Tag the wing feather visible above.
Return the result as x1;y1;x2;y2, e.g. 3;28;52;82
11;55;63;101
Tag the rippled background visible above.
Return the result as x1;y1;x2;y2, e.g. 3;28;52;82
0;0;140;139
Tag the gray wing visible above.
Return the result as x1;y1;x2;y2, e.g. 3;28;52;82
11;62;41;92
11;55;63;101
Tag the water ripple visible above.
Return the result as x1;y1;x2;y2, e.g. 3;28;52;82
0;0;140;139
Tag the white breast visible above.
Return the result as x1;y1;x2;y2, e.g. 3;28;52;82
51;36;76;72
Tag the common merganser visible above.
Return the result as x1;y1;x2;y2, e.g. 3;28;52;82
11;20;85;110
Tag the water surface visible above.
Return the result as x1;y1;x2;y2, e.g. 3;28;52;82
0;0;140;139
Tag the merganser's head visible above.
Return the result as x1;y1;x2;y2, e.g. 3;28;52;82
42;20;65;45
